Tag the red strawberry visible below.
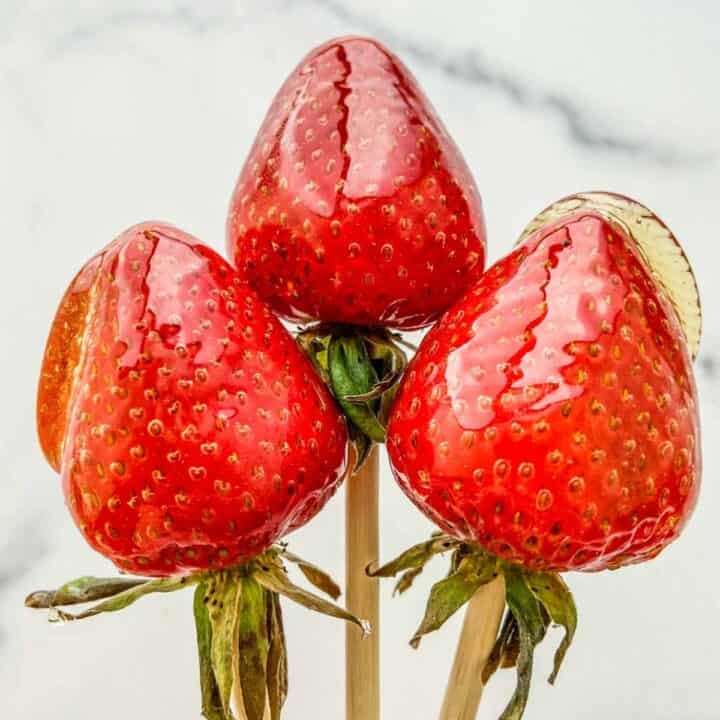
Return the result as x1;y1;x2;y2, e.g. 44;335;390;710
31;222;365;720
375;193;701;718
37;222;348;575
227;36;486;331
389;192;700;571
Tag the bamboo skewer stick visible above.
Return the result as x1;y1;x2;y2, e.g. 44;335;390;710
438;575;506;720
345;445;380;720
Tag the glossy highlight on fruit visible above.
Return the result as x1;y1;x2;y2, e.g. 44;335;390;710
227;35;486;330
388;193;701;572
519;192;702;358
37;222;349;576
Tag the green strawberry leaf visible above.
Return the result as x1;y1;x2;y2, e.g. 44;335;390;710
266;593;288;720
500;566;548;720
295;330;332;382
525;571;577;684
206;572;244;718
42;575;198;621
342;375;397;404
296;327;408;449
327;336;386;443
410;553;500;648
350;429;373;471
500;616;521;670
393;565;426;596
482;611;517;683
345;332;407;403
193;582;225;720
368;534;460;596
25;576;146;608
254;556;369;635
237;576;270;720
278;548;341;600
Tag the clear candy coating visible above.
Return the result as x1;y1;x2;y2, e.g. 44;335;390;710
519;192;701;358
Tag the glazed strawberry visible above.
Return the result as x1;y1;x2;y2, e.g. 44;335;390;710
228;36;486;456
37;222;348;575
30;222;365;720
389;192;700;571
227;35;486;331
374;193;701;718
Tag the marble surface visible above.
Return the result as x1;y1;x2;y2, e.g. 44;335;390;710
2;1;719;718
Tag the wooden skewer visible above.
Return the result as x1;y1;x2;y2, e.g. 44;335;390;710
438;575;506;720
345;445;380;720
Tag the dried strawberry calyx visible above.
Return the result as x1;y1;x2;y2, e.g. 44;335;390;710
25;575;147;609
25;546;367;720
297;324;409;467
369;535;577;720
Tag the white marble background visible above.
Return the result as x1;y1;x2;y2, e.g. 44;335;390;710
2;1;719;718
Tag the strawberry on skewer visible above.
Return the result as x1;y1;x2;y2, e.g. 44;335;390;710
373;192;702;718
28;223;366;720
227;36;486;332
226;36;487;720
227;34;487;462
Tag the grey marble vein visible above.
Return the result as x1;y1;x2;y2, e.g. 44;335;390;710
314;0;711;168
22;0;712;167
47;1;279;54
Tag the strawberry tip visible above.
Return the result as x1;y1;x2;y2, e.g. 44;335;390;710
519;191;701;359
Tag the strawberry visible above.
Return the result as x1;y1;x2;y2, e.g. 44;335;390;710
374;193;701;718
227;36;486;331
227;36;486;449
30;222;366;720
